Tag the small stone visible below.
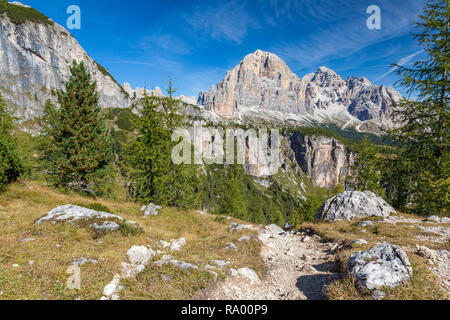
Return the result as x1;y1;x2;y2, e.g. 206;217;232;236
170;238;186;252
238;236;251;242
352;239;368;245
170;260;199;271
142;203;162;217
372;290;386;300
155;240;171;250
225;242;238;250
301;254;311;262
282;223;294;231
237;267;260;284
212;260;228;268
161;275;172;282
12;264;19;268
103;274;121;297
359;221;374;227
127;246;154;265
73;257;98;267
28;261;34;266
302;236;311;242
121;263;145;279
21;238;36;243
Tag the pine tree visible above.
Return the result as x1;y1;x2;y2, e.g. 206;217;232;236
41;61;113;196
0;94;23;192
288;209;302;228
123;78;201;209
388;0;449;215
349;137;385;196
220;165;245;218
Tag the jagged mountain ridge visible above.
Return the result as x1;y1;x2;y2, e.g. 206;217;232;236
0;2;129;122
198;50;402;132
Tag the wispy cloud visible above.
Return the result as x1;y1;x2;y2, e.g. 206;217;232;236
184;0;259;44
374;50;424;82
271;0;425;70
138;33;192;55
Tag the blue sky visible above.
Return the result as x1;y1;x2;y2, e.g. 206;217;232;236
23;0;427;97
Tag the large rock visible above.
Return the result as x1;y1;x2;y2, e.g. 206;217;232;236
0;4;129;123
316;191;395;222
346;243;413;291
35;204;136;234
36;204;122;225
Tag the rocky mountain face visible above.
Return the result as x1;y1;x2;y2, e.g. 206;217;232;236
198;50;402;131
0;6;129;122
285;132;353;188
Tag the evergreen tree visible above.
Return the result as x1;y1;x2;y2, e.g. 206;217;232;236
288;209;302;228
220;165;245;218
41;61;113;196
123;78;201;209
349;137;385;196
0;94;23;192
388;0;449;215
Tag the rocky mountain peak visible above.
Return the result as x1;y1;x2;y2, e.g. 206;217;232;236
198;50;402;132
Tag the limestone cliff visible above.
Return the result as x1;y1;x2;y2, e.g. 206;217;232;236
0;3;129;122
285;132;353;188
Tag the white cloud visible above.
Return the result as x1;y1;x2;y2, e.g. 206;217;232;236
184;0;259;44
139;33;192;55
270;0;425;70
374;50;424;82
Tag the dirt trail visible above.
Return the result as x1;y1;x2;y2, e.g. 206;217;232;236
204;225;339;300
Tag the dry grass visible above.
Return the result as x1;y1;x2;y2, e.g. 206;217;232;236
0;181;262;300
326;254;446;300
301;213;449;300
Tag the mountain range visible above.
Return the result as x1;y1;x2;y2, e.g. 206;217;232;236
0;2;402;135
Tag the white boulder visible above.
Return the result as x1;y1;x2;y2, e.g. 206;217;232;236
316;191;395;222
346;243;413;291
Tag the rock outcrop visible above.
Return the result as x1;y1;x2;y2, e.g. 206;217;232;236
35;204;138;235
316;191;395;221
346;243;413;291
141;203;163;217
198;50;401;131
0;3;129;122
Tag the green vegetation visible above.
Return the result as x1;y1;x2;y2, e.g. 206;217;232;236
0;0;53;25
288;124;393;150
122;80;201;209
385;0;449;216
344;0;449;216
94;62;129;98
0;94;24;192
40;61;114;197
